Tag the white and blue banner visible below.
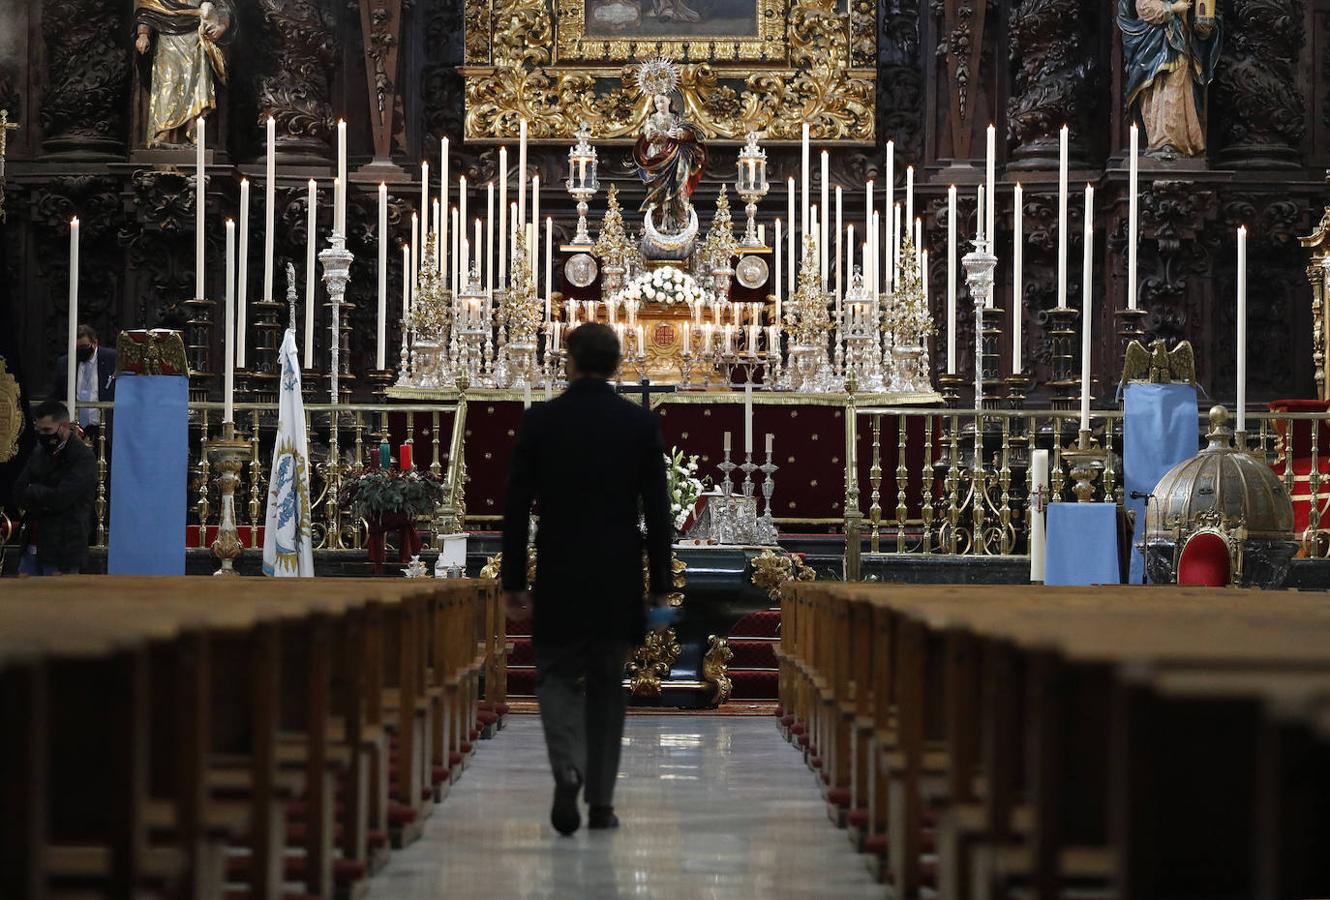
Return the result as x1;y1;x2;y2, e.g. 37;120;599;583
108;374;188;575
262;329;314;577
1123;382;1199;583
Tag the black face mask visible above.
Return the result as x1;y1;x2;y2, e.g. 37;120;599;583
76;346;95;363
37;431;63;453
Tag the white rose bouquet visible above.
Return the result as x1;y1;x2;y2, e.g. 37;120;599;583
617;266;701;307
665;446;708;533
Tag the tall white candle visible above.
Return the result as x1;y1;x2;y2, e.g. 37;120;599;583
459;174;468;272
947;184;957;374
1057;125;1069;308
336;119;347;234
885;142;895;292
865;179;875;295
893;203;901;285
263;116;275;302
976;185;985;244
531;174;540;276
1237;225;1248;435
195;116;205;300
486;181;495;294
420;159;430;251
834;186;842;303
401;242;411;340
744;380;753;454
518;119;528;231
66;218;79;418
410;208;419;290
473;218;481;285
304;179;316;369
1080;183;1095;432
237;178;250;368
905;165;914;241
433;199;441;273
774;218;783;324
224;219;235;424
441;137;449;284
451;206;459;293
510;201;518;269
1029;448;1049;582
922;249;929;311
377;183;387;369
986;123;996;243
873;211;881;296
1013;182;1024;373
545;216;553;321
787;177;796;295
801;123;810;241
1128;124;1139;310
821;150;830;288
498;146;508;289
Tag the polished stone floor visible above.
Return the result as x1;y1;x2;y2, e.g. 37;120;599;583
364;715;885;899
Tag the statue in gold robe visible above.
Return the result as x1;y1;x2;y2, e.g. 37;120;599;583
1118;0;1221;159
133;0;235;148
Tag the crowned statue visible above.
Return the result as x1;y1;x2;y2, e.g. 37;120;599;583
634;58;707;258
1118;0;1221;159
133;0;236;148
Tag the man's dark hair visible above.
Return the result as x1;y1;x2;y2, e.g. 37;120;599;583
76;324;97;342
567;323;621;378
33;400;71;423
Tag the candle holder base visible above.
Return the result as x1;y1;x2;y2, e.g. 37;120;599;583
1115;307;1150;379
938;373;965;408
209;421;251;576
367;369;395;400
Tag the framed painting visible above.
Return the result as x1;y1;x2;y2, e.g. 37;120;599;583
556;0;786;62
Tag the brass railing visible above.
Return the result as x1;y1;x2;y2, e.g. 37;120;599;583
68;398;466;554
843;403;1330;580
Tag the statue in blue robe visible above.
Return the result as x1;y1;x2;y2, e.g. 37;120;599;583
1118;0;1221;158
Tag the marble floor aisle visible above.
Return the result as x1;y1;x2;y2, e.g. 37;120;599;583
364;714;885;900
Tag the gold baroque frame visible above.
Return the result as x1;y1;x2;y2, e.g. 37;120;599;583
462;0;876;142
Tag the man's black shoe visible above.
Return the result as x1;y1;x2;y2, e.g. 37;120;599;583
587;805;619;830
551;767;583;835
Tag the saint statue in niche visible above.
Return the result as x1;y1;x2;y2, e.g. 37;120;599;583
633;59;706;242
1118;0;1222;159
133;0;236;148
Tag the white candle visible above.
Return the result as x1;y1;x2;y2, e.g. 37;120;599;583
986;123;996;243
224;218;235;424
885;142;895;292
459;174;467;272
758;224;765;245
1128;123;1139;310
1237;225;1247;435
263;116;275;302
66;218;79;419
865;179;875;295
834;186;843;304
470;217;479;284
531;174;540;276
1030;448;1049;582
905;165;914;241
916;217;923;274
304;179;316;370
451;206;459;293
1013;182;1024;373
485;181;494;294
775;218;783;326
195;116;205;300
947;184;957;374
433;198;441;273
787;177;796;295
893;203;901;287
976;185;985;244
801;123;810;241
441;137;449;283
873;211;880;296
498;146;508;289
847;224;855;288
1057;124;1069;308
237;178;250;368
724;430;731;453
421;159;430;249
377;182;387;369
1080;183;1094;433
765;432;774;456
336;119;347;234
410;208;419;289
744;380;753;454
821;150;830;287
510;201;518;268
518;119;528;230
922;249;929;311
401;242;411;341
545;216;553;321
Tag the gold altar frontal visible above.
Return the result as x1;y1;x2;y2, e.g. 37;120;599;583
384;386;944;408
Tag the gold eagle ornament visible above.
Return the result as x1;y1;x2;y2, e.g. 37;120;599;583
1121;338;1197;388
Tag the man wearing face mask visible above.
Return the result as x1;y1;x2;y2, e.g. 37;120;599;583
53;324;117;438
13;401;97;576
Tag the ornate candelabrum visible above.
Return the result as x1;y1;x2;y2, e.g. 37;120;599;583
405;235;455;389
456;266;489;388
320;231;355;407
1046;304;1081;412
496;230;542;388
735;132;769;249
962;236;998;406
883;234;937;395
210;420;250;576
842;268;885;392
1061;428;1107;502
756;441;779;545
784;235;838;393
565;122;600;247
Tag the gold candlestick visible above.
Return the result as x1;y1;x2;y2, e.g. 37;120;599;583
209;420;250;575
1061;428;1107;503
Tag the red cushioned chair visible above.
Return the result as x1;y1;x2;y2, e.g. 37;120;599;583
1176;529;1236;587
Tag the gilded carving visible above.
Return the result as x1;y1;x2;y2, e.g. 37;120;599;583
701;635;733;706
626;627;682;697
750;547;816;601
0;357;23;464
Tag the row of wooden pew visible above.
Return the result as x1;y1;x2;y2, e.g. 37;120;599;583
0;576;507;899
776;583;1330;900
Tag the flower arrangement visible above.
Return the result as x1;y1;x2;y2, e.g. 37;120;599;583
666;447;708;532
619;266;702;307
339;467;447;521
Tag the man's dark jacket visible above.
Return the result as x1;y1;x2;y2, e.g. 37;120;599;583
14;435;97;572
53;346;118;407
501;378;673;645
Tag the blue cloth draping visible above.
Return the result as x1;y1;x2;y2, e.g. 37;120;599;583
1046;502;1121;586
1124;382;1199;583
107;375;188;575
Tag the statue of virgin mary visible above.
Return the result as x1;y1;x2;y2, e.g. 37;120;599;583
133;0;236;148
633;59;706;237
1118;0;1221;158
